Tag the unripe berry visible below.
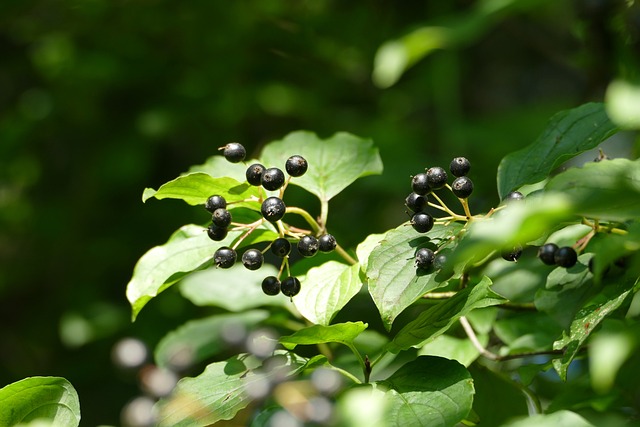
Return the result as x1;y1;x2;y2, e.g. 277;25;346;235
405;192;427;213
281;276;301;297
451;176;473;199
285;155;308;177
220;143;246;163
242;249;264;271
449;157;471;177
207;224;228;241
205;195;227;213
212;208;232;228
298;235;319;257
411;173;430;196
411;212;434;233
262;276;281;296
538;243;559;266
555;246;578;268
261;197;286;222
318;234;337;253
246;163;266;186
214;246;237;269
415;247;435;269
426;167;448;190
271;238;291;257
261;167;286;191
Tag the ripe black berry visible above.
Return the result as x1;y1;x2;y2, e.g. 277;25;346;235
434;253;448;270
214;246;237;269
298;235;320;257
261;197;286;222
212;208;232;228
207;224;228;241
538;243;559;266
415;247;435;269
242;249;264;271
205;195;227;213
262;276;281;296
411;173;430;196
318;234;337;253
451;176;474;199
411;212;434;233
405;192;427;213
449;157;470;177
504;191;525;202
426;167;448;190
285;155;308;177
246;163;266;186
281;276;301;298
220;143;246;163
271;238;291;257
261;167;286;191
501;245;523;262
555;246;578;268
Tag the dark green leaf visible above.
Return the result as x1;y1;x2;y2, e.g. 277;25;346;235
387;277;505;353
497;103;618;199
0;377;81;427
367;222;463;330
469;365;528;426
279;321;368;350
493;312;563;353
377;356;474;427
260;131;383;203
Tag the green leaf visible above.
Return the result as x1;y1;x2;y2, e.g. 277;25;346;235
155;311;270;369
494;312;563;354
418;334;487;367
279;321;368;350
294;261;362;326
260;131;383;203
387;277;505;353
356;232;387;273
187;155;250;182
500;410;595;427
469;365;528;426
156;353;306;427
497;103;618;199
605;79;640;129
0;377;81;427
376;356;474;427
545;158;640;222
126;225;277;321
178;263;287;312
367;222;463;330
552;278;640;381
142;173;259;208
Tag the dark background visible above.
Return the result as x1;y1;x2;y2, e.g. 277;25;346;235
1;0;639;424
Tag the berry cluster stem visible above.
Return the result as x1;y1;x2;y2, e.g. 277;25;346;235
285;206;321;234
231;219;265;250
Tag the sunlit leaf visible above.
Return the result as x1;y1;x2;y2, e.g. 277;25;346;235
0;377;81;427
279;322;367;350
605;79;640;129
500;410;595;427
260;131;383;203
418;334;486;367
497;103;618;199
387;277;505;353
294;261;362;326
367;222;463;330
377;356;474;427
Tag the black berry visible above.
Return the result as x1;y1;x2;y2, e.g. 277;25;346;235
451;176;474;199
555;246;578;268
262;276;281;296
281;276;301;297
285;155;308;177
504;191;525;202
405;192;427;213
220;143;246;163
261;197;286;222
207;224;228;241
246;163;266;186
411;173;431;196
434;253;448;270
501;245;523;262
318;234;337;253
212;208;232;228
538;243;559;266
449;157;471;177
426;167;448;190
214;246;237;269
242;249;264;271
271;238;292;257
411;212;434;233
205;195;227;213
261;167;286;191
298;235;319;257
415;247;435;269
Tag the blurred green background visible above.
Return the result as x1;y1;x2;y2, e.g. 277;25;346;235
1;0;639;424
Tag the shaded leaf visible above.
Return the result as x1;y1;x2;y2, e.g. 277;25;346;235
377;356;474;427
497;103;618;199
294;261;362;326
260;131;383;203
387;277;505;353
500;410;595;427
367;222;463;330
279;322;368;350
0;377;81;427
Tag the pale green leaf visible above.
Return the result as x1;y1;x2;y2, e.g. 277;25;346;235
605;79;640;129
279;322;368;350
418;334;487;367
500;410;595;427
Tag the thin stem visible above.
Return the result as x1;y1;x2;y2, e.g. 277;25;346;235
335;244;358;266
276;220;287;238
285;206;321;234
369;351;390;369
423;291;457;299
430;192;463;219
319;200;329;233
460;316;499;361
459;198;473;220
346;342;369;383
231;219;264;250
327;365;362;385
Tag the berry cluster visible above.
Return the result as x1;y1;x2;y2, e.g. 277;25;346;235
205;143;337;299
537;243;578;268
